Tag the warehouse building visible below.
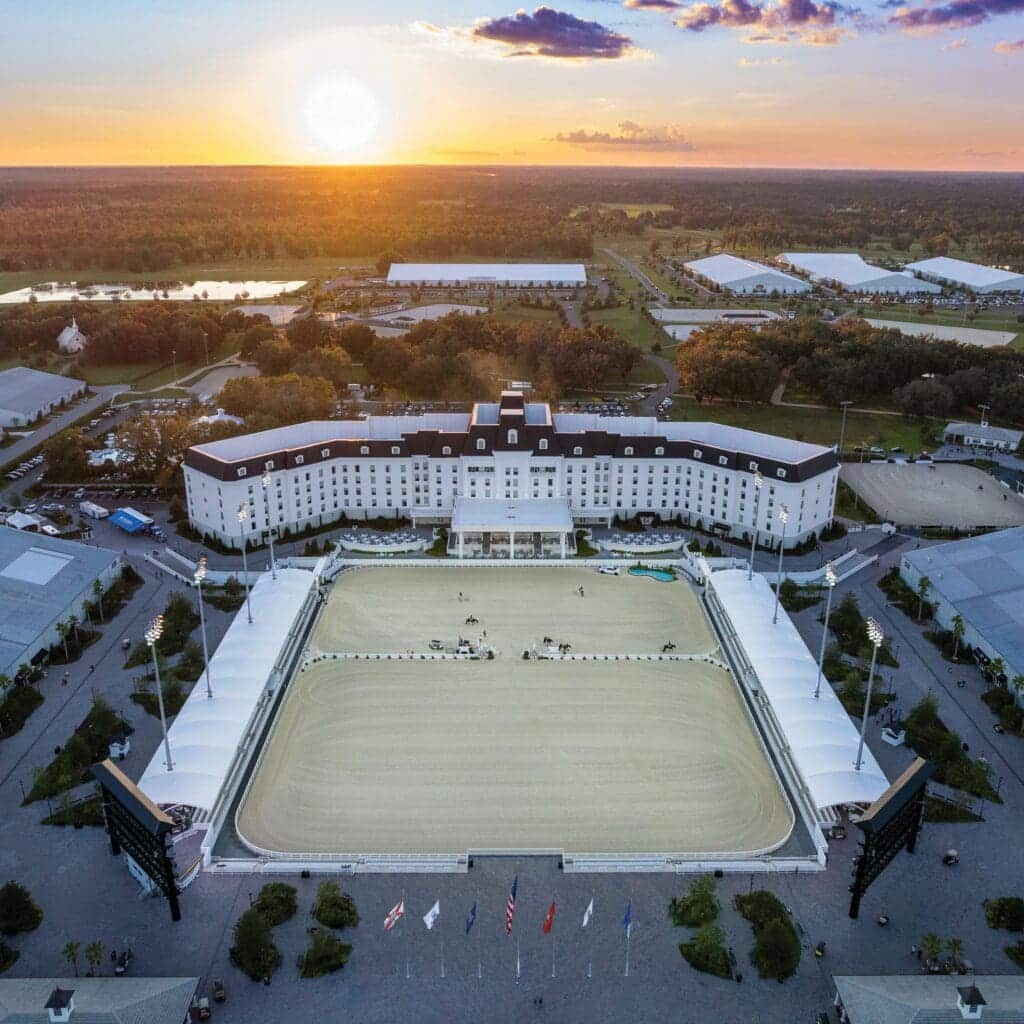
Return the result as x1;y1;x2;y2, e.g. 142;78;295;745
684;254;809;295
901;527;1024;703
184;391;839;554
779;253;941;295
905;255;1024;294
0;526;121;679
0;366;86;428
386;263;586;288
943;421;1023;452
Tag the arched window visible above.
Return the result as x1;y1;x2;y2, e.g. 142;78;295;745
507;428;518;445
654;446;664;456
476;438;486;451
538;438;548;451
442;446;452;456
624;446;634;456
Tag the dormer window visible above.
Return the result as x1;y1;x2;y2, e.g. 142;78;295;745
507;428;518;445
236;467;247;478
748;460;759;472
573;446;583;456
538;438;548;451
295;455;304;465
264;460;274;471
719;456;728;466
391;446;401;455
624;446;634;456
321;448;330;458
442;445;452;456
476;438;486;451
693;448;703;459
360;445;370;455
777;468;787;479
654;446;664;456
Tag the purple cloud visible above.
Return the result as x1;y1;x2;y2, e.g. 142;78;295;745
994;36;1024;50
472;6;637;58
675;0;843;33
889;0;1024;30
552;121;697;151
624;0;683;9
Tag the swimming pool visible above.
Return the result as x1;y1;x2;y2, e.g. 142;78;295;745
629;568;675;582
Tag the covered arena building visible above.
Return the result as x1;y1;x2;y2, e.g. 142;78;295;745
386;263;586;288
905;256;1024;294
684;254;809;295
780;253;941;295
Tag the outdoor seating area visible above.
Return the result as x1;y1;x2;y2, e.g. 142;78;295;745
600;531;687;554
337;530;427;555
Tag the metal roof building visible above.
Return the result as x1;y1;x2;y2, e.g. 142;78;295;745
780;254;941;295
684;254;809;295
0;366;86;428
0;526;121;679
0;977;200;1024
901;527;1024;691
833;975;1024;1024
905;256;1024;294
386;263;587;288
943;421;1023;452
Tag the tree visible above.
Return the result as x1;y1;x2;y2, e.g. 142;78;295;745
951;614;965;660
92;579;104;622
314;882;359;929
989;657;1007;688
229;908;281;981
42;428;95;483
752;917;801;980
63;941;81;977
67;614;79;643
916;576;931;620
85;940;103;976
946;937;965;971
55;621;70;661
116;413;203;484
921;932;942;965
0;881;44;935
0;674;11;696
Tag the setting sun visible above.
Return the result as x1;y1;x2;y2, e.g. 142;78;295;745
302;73;381;157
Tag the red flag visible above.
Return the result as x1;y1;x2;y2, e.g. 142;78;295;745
384;900;405;932
542;901;556;934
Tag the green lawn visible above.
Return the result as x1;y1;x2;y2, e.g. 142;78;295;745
589;306;668;350
490;303;560;324
78;335;242;388
854;307;1024;348
666;397;938;450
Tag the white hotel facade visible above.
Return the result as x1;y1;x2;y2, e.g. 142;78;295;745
184;392;839;557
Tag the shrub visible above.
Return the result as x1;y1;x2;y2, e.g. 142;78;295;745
985;897;1024;932
300;930;352;978
1006;944;1024;969
314;882;359;929
670;875;719;927
679;923;732;979
229;908;281;981
0;942;18;974
735;890;801;982
252;883;297;927
0;881;44;935
0;684;44;739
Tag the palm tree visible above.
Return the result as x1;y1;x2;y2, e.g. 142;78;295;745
951;614;965;660
92;579;104;622
84;940;103;977
67;613;79;643
989;657;1007;689
63;941;81;977
921;932;942;967
16;663;33;686
916;576;931;620
0;674;11;696
55;621;70;661
946;937;965;972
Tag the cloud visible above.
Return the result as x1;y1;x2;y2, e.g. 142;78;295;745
624;0;682;9
888;0;1024;32
994;36;1024;51
469;6;640;58
552;121;697;151
737;54;787;62
674;0;851;42
942;35;969;47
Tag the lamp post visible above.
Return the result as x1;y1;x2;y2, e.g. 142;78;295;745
838;400;852;454
814;562;838;699
855;618;884;771
747;470;763;582
771;504;789;625
262;470;277;580
237;502;253;625
145;615;174;771
194;556;213;699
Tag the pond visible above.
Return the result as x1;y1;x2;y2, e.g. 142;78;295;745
629;568;675;582
0;280;307;304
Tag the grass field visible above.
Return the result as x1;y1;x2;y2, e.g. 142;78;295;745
667;397;937;451
238;567;792;858
77;336;242;388
858;308;1024;348
490;302;560;324
589;306;668;350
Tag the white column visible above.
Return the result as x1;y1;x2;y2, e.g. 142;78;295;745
459;531;464;559
560;532;566;559
509;530;515;561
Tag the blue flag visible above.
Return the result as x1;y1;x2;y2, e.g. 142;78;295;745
466;901;477;935
623;900;632;935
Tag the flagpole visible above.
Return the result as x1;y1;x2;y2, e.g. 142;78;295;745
404;891;410;979
477;897;482;979
516;938;521;982
625;923;631;978
587;891;593;979
441;931;445;979
552;930;556;978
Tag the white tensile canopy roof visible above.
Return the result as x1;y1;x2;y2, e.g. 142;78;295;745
137;568;315;812
387;263;587;285
451;497;573;533
709;569;888;810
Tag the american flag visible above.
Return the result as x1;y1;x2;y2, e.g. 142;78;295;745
505;876;518;936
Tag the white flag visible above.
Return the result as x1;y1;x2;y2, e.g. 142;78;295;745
423;900;441;930
582;898;594;928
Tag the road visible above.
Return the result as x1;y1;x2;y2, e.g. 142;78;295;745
557;298;583;328
600;248;670;304
639;353;679;416
0;385;124;476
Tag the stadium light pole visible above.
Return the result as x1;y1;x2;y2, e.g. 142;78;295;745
194;555;214;699
747;470;763;582
237;501;253;625
855;618;884;771
814;562;838;699
262;470;277;580
771;505;789;625
145;615;174;771
837;400;852;454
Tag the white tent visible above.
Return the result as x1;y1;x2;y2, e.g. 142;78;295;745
780;253;940;295
137;568;315;812
904;256;1024;294
684;254;809;295
708;569;889;810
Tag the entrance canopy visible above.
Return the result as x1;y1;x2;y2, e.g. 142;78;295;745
108;507;153;533
451;498;573;534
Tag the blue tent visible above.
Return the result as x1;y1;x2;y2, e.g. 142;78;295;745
108;508;151;534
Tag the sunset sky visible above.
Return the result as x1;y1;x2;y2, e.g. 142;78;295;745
2;0;1023;170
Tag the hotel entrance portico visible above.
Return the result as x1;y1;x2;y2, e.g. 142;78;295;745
449;498;575;559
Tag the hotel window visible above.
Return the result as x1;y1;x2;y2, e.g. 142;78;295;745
321;448;330;458
442;446;452;456
476;438;486;451
360;446;370;455
654;446;664;456
264;460;274;471
693;449;702;459
777;469;787;479
507;429;518;445
391;446;400;455
295;455;304;465
624;446;634;456
573;446;582;456
538;438;548;451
